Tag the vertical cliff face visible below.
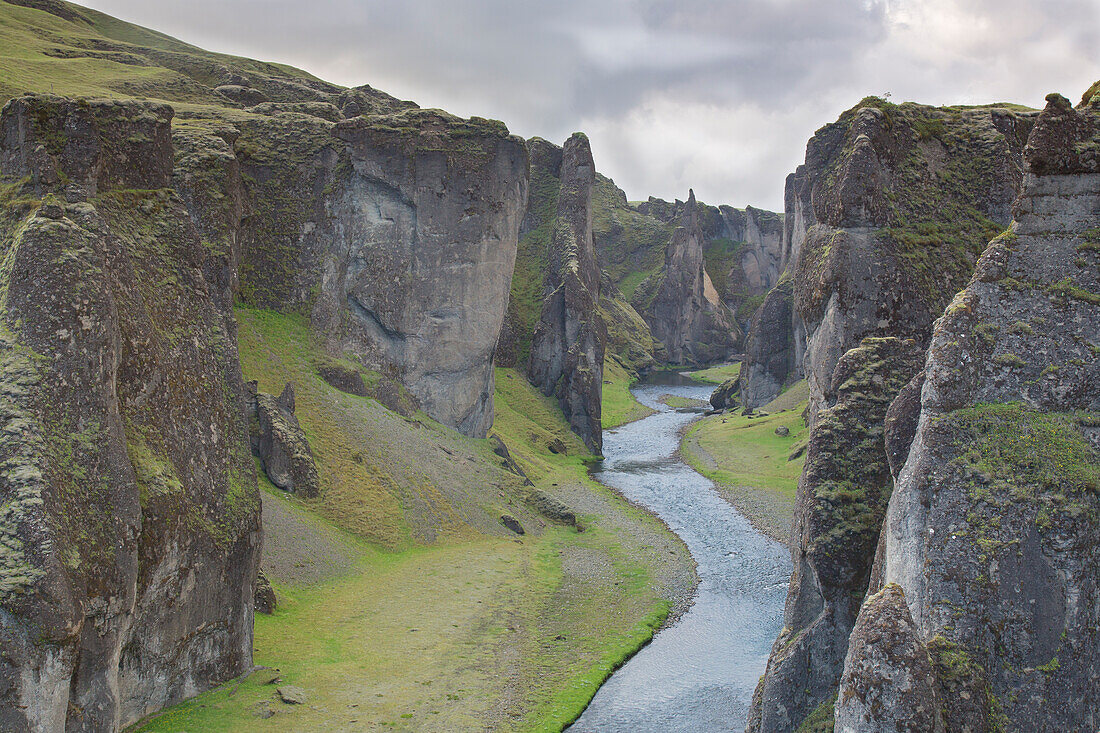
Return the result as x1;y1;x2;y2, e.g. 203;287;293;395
739;99;1034;413
0;95;260;731
633;190;742;365
528;133;605;454
748;98;1037;732
225;106;529;439
749;336;924;731
322;110;528;437
836;89;1100;732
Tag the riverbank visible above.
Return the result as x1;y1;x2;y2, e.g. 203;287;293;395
132;313;695;732
679;380;809;544
572;377;790;731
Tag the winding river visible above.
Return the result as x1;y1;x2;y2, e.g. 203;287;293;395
569;373;792;732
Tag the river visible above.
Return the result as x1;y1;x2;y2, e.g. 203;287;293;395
569;372;792;732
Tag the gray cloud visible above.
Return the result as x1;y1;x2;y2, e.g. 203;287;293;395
82;0;1100;210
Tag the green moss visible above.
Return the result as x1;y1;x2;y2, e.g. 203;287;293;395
601;356;656;429
795;691;837;732
993;353;1026;368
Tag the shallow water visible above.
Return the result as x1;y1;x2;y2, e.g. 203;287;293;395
568;374;791;733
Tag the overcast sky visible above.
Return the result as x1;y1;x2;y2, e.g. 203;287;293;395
82;0;1099;211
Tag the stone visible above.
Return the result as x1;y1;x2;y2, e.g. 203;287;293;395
277;686;308;705
500;515;525;535
489;434;533;486
528;133;606;454
247;382;321;497
255;570;277;615
774;425;790;436
547;438;568;455
834;584;944;733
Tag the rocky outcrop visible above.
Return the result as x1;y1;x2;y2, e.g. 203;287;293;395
838;89;1100;732
739;98;1035;412
834;584;943;733
749;336;923;731
528;133;605;454
633;190;742;365
247;382;320;497
716;277;796;409
318;111;528;437
0;95;260;731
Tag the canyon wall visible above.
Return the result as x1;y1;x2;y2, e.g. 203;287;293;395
748;98;1036;730
528;133;605;454
837;88;1100;733
0;95;260;732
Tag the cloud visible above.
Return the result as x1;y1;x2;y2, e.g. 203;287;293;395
80;0;1100;210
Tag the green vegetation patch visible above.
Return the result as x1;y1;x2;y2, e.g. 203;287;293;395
601;356;656;429
686;361;741;384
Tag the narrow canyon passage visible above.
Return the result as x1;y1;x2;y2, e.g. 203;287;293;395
571;374;791;732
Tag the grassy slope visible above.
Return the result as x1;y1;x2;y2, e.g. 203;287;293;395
0;1;330;107
134;310;692;732
680;381;810;543
601;356;656;429
688;361;742;385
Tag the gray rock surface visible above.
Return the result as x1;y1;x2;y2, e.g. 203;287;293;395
322;111;529;437
248;382;320;497
634;190;742;365
749;337;924;732
528;133;605;454
0;95;260;732
868;89;1100;732
835;584;943;733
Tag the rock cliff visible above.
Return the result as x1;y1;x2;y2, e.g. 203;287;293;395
633;190;742;365
739;98;1034;413
748;98;1037;731
528;133;605;454
0;95;260;731
837;88;1100;732
749;336;924;731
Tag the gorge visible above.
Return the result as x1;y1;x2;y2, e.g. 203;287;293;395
0;1;1097;732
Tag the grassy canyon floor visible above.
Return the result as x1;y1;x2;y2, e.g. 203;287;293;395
133;311;694;732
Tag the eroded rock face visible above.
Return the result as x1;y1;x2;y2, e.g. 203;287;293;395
321;111;528;437
528;133;605;454
226;106;527;439
247;382;320;497
725;278;795;409
0;96;260;732
834;584;943;733
863;90;1100;732
749;336;924;731
634;190;742;365
739;99;1034;413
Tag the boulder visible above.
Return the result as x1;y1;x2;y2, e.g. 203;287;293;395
248;382;320;497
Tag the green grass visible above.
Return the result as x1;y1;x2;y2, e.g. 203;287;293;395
601;357;656;429
134;313;689;731
680;382;809;541
686;361;741;384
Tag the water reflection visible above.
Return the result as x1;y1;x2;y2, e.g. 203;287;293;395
568;373;791;733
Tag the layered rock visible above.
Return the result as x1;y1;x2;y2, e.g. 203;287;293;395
247;382;320;497
528;133;605;454
633;190;742;365
839;89;1100;732
749;336;924;731
0;95;260;731
834;584;943;733
739;98;1034;412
